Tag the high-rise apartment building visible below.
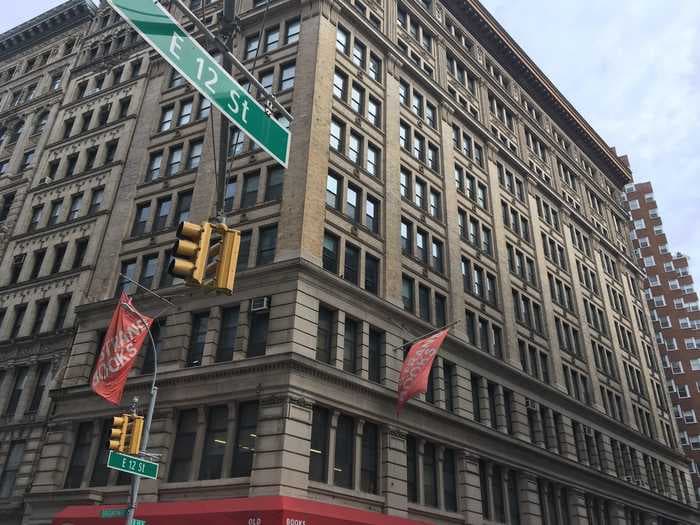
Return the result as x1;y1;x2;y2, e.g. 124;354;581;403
626;181;700;500
0;1;698;524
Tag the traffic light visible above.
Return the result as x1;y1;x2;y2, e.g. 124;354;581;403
126;415;145;454
207;224;241;294
168;221;213;284
109;414;130;452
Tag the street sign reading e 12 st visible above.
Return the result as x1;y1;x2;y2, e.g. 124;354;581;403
107;0;291;167
107;450;159;480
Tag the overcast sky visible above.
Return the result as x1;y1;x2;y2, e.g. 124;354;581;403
3;1;700;278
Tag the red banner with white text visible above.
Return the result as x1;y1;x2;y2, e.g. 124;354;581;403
91;292;153;405
396;329;449;415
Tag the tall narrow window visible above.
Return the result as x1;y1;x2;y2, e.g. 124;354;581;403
232;401;258;477
4;367;28;416
368;328;382;383
187;312;209;367
241;173;260;208
423;442;438;506
309;406;330;482
248;311;269;357
216;307;239;362
316;307;334;363
169;409;198;482
360;422;378;493
334;415;354;488
257;225;277;265
199;405;228;480
64;423;92;488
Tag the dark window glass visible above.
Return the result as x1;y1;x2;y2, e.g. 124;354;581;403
309;406;330;482
72;239;89;269
264;166;284;201
443;448;457;511
343;318;358;373
216;307;239;362
257;225;277;265
423;442;438;506
187;312;209;367
360;422;378;493
344;244;360;285
232;401;258;477
51;244;67;274
169;409;198;482
237;231;251;270
323;232;339;273
64;422;92;488
90;421;111;486
241;173;259;208
141;321;160;375
365;254;379;294
4;367;28;416
248;311;269;357
316;307;334;364
26;362;51;414
199;405;228;480
368;328;382;383
407;436;418;502
333;415;354;488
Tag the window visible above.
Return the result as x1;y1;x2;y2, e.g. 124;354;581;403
245;34;260;60
21;150;34;170
330;118;344;152
368;328;382;383
231;402;258;477
72;238;89;269
279;63;295;91
173;191;192;225
166;145;182;176
334;415;354;488
248;310;269;357
352;40;366;68
316;306;334;363
322;232;339;273
333;70;347;100
169;409;198;481
286;18;300;44
0;192;14;222
360;422;378;493
257;225;277;265
132;202;151;236
26;362;51;414
65;423;92;488
365;196;379;233
54;295;71;330
67;193;83;221
346;185;360;222
344;244;360;285
309;406;330;482
4;367;28;415
186;139;203;170
402;275;414;312
336;26;349;54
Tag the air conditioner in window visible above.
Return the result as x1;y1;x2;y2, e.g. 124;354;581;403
250;296;269;312
525;398;538;410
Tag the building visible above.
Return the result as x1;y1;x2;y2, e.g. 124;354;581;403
0;0;698;524
625;181;700;499
0;2;98;524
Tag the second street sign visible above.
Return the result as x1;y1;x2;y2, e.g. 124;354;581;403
107;450;159;480
107;0;291;167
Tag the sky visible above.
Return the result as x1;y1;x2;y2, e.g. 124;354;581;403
3;1;700;277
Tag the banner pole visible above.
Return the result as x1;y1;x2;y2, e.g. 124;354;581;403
121;302;159;525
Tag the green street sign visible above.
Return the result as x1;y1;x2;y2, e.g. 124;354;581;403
100;509;127;518
107;0;291;167
107;450;159;480
133;521;146;525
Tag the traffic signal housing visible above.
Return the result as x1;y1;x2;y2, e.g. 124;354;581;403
126;415;145;454
207;224;241;294
109;414;129;452
168;221;213;284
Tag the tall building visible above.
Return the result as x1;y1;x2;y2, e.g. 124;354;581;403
625;181;700;499
0;0;697;524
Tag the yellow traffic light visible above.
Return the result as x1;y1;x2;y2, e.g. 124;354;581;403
126;415;144;454
169;221;212;284
207;225;241;294
109;414;130;452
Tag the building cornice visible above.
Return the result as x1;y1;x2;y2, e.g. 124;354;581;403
0;0;96;58
446;0;633;187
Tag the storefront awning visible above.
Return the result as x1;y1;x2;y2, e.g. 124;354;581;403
52;495;432;525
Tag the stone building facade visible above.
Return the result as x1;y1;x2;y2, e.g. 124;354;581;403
0;0;698;524
625;181;700;501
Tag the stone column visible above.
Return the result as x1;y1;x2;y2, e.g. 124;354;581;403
434;357;446;410
201;305;221;365
608;501;627;525
508;393;529;442
162;311;192;370
0;367;17;415
188;406;207;481
559;416;578;461
457;449;483;522
518;471;543;523
494;384;508;433
543;407;558;453
358;320;370;381
221;402;237;479
568;487;588;525
382;427;408;517
436;446;445;510
334;310;346;370
453;364;473;419
250;396;313;498
417;439;426;506
353;419;365;491
233;300;250;362
478;377;491;427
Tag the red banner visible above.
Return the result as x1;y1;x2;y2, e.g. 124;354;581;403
91;293;153;405
396;329;449;415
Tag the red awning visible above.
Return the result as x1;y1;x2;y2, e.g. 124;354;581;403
52;495;433;525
